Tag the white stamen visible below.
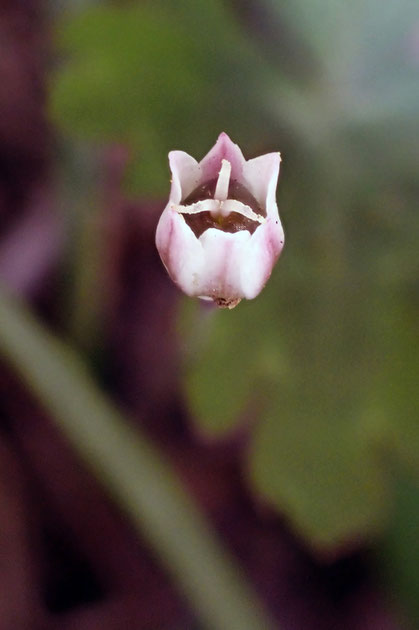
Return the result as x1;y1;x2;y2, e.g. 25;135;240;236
214;159;231;201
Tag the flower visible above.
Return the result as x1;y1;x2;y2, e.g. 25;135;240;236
155;132;284;309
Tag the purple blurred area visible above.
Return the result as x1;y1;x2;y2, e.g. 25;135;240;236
0;3;403;629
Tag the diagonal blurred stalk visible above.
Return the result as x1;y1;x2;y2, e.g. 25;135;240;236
0;286;278;630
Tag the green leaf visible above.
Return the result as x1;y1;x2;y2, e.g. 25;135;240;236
376;300;419;475
181;272;396;548
248;386;389;547
379;473;419;628
50;2;275;195
180;288;287;436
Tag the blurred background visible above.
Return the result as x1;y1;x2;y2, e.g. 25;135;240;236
0;0;418;628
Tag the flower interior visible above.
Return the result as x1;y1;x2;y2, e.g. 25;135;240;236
180;159;265;238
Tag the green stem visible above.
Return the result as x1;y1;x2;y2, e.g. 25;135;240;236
0;287;277;630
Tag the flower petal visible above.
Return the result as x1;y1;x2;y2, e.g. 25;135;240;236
199;132;245;182
156;134;285;307
242;152;281;211
168;151;201;203
239;218;285;299
155;205;205;294
197;228;251;299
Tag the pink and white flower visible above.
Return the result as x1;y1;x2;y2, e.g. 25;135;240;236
155;133;284;309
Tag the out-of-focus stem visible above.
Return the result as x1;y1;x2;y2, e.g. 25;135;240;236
0;287;279;630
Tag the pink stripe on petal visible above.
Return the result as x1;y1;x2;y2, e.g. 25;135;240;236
240;219;284;299
199;132;245;182
155;206;205;294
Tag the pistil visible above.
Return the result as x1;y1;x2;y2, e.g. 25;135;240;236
214;159;231;201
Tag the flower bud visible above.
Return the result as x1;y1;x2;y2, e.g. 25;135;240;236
155;133;284;309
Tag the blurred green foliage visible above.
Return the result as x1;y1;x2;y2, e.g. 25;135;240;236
380;473;419;628
51;0;274;194
51;0;419;566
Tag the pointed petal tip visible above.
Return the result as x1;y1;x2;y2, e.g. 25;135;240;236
216;132;239;151
200;132;244;180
